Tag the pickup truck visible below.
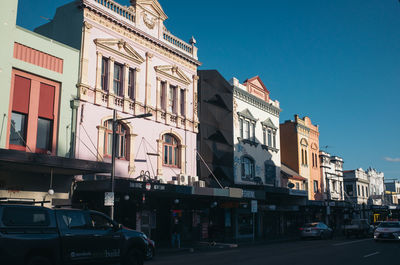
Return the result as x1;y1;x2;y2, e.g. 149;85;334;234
343;219;372;238
0;204;148;265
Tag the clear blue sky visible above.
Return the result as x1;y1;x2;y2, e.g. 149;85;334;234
17;0;400;180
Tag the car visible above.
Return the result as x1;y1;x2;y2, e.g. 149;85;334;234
374;221;400;241
0;203;149;265
343;219;371;238
300;222;333;239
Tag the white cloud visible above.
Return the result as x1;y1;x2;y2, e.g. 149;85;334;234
384;157;400;162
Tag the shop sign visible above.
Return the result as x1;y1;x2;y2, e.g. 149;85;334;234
104;192;114;206
243;190;256;199
145;183;151;191
289;189;307;196
153;184;166;191
251;200;258;213
130;182;143;189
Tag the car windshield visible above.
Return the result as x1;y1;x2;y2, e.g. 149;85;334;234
379;222;400;228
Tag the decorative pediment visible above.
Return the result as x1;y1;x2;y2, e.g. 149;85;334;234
311;143;318;150
154;65;191;85
237;109;257;122
244;76;269;94
94;38;145;65
131;0;168;21
261;118;277;130
300;138;308;146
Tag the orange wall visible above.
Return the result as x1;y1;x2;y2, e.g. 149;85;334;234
280;122;299;173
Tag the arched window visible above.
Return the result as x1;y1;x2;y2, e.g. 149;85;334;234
241;156;255;181
265;160;276;185
163;134;179;167
104;120;127;159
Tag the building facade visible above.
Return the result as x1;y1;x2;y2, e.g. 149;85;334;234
366;168;384;205
231;76;281;187
319;151;344;201
280;115;322;200
343;169;369;205
36;0;201;183
0;0;110;206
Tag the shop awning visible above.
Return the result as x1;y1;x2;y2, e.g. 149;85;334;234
0;149;111;175
281;164;307;181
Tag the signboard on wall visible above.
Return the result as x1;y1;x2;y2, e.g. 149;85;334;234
104;192;114;206
251;200;258;213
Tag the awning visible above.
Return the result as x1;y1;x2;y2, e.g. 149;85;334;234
0;148;111;175
281;164;307;181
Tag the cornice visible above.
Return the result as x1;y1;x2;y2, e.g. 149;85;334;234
233;86;281;117
82;1;201;67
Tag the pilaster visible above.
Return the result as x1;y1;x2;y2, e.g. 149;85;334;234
107;57;115;109
145;52;153;107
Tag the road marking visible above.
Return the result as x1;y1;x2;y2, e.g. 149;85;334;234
332;238;371;246
363;252;380;258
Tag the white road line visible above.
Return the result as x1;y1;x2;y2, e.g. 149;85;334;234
332;238;372;246
363;252;380;258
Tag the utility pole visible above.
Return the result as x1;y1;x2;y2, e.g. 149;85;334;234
110;109;152;220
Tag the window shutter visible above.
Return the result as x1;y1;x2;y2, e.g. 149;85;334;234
38;83;55;119
13;75;31;114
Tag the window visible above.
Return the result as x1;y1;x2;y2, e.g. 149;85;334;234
36;118;52;151
61;211;88;229
267;129;272;146
113;63;123;97
128;68;135;100
8;71;59;153
161;81;167;110
346;185;353;195
362;186;365;197
2;207;49;227
263;128;266;145
301;149;305;165
265;161;276;185
104;120;127;159
273;132;276;148
358;185;360;196
180;89;185;116
163;134;179;167
305;150;308;165
241;156;255;181
314;180;319;193
296;182;299;190
9;112;27;147
244;121;250;139
101;57;109;91
366;188;368;197
168;85;176;113
252;123;255;142
90;213;114;230
315;154;318;167
240;119;243;138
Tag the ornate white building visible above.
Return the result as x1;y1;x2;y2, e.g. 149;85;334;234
343;168;369;205
366;168;384;205
231;76;281;187
319;151;344;201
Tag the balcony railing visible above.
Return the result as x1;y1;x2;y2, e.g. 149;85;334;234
163;31;194;55
93;0;135;22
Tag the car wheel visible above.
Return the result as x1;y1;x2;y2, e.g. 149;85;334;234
124;249;144;265
27;256;52;265
146;246;154;260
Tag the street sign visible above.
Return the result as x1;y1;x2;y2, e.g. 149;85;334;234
104;192;114;206
251;200;258;213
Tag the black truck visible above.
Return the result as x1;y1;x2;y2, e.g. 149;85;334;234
0;204;148;265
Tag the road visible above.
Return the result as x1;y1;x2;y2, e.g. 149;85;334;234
148;238;399;265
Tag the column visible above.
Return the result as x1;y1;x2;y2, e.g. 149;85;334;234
107;57;115;109
123;64;130;113
156;139;163;176
128;133;138;175
94;51;103;105
145;52;153;107
79;22;92;101
155;77;162;121
192;75;199;132
134;68;141;114
96;125;106;161
176;85;181;117
164;81;170;124
179;144;186;174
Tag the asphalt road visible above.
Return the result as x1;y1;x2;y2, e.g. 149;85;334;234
148;238;400;265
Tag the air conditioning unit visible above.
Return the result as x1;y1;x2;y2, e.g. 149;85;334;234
193;180;206;188
188;176;199;186
167;180;178;185
177;174;189;186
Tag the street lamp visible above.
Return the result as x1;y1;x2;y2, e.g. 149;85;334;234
110;109;152;220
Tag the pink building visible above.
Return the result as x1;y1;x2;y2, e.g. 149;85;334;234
37;0;201;183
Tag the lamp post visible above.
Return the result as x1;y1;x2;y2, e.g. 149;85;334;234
110;109;152;220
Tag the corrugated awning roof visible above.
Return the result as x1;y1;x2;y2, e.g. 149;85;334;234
281;164;307;181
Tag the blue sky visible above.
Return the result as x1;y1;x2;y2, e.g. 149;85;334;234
17;0;400;180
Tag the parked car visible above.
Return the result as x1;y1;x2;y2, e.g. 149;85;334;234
300;222;333;239
343;219;372;238
0;204;149;265
374;221;400;241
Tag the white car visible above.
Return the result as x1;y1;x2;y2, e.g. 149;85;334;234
374;221;400;241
